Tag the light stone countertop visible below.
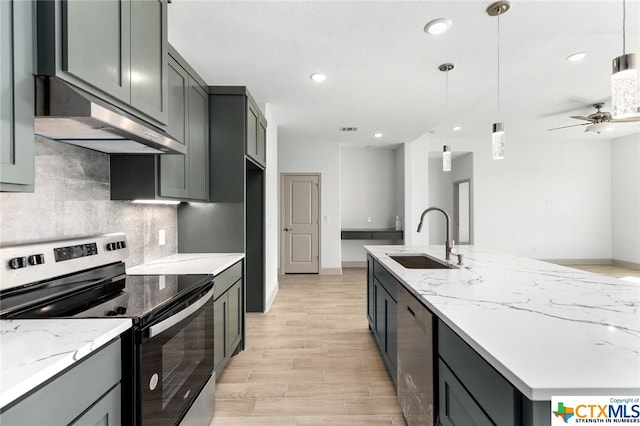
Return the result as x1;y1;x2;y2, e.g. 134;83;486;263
126;253;244;276
365;245;640;401
0;318;132;409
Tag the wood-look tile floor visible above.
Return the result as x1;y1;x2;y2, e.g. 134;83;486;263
211;268;407;426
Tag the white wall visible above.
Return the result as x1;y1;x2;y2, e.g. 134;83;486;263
612;133;640;267
262;104;279;310
411;130;613;261
340;147;403;262
403;139;429;246
278;140;342;273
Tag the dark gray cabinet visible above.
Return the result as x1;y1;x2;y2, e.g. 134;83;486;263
0;339;122;425
36;0;168;125
179;86;266;313
246;100;267;167
367;256;397;385
213;261;244;378
342;229;404;240
1;0;34;192
110;45;209;202
438;360;493;426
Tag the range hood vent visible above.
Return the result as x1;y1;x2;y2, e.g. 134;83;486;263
34;76;186;155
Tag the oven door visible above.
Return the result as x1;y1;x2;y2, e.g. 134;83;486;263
139;283;214;426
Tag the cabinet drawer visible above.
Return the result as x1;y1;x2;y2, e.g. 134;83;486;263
373;261;397;301
438;321;519;426
215;261;243;299
438;359;493;426
1;339;121;425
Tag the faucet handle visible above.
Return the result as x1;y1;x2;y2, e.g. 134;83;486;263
450;240;456;254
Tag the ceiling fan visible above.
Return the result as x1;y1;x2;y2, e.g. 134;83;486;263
547;103;640;134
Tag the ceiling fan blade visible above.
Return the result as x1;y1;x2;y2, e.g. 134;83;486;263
610;116;640;123
570;115;593;121
547;123;589;131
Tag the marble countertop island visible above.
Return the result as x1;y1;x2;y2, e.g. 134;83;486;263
127;253;244;276
365;245;640;401
0;318;132;409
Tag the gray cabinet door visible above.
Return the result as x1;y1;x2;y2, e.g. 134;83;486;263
160;56;188;199
71;384;121;426
63;0;131;104
246;102;259;161
187;80;209;201
213;294;227;377
227;280;243;355
257;118;266;165
366;256;375;329
438;360;494;426
130;0;168;124
0;0;34;192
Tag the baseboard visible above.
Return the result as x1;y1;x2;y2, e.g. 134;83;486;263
320;267;342;275
612;259;640;270
542;258;613;265
264;280;279;313
342;261;367;268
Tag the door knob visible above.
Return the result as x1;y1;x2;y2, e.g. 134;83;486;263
284;227;292;231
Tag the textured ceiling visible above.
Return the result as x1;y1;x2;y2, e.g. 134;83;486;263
168;1;640;147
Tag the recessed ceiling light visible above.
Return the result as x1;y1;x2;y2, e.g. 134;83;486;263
424;18;452;35
452;126;461;131
310;73;326;82
566;52;586;62
373;132;383;138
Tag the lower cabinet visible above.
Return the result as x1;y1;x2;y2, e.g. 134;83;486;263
213;261;244;378
0;339;122;425
367;255;397;385
438;360;493;426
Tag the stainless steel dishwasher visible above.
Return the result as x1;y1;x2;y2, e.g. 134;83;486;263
397;283;436;426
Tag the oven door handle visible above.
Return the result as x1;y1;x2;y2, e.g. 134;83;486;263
148;287;214;338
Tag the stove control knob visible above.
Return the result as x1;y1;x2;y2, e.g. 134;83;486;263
28;254;45;266
115;306;127;315
8;257;27;269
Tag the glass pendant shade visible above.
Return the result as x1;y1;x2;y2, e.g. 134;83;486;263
442;145;451;171
611;53;638;118
492;123;505;159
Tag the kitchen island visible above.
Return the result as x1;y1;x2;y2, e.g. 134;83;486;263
366;245;640;424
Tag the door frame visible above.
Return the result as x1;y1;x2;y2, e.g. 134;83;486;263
279;172;322;274
453;178;473;245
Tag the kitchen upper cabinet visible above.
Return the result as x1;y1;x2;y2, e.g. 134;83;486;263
110;46;209;202
36;0;168;125
246;100;267;168
0;0;35;192
0;339;122;425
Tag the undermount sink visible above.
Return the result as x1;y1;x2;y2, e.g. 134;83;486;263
389;254;457;269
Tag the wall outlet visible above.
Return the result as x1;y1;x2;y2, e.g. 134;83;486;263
367;217;372;223
159;229;166;246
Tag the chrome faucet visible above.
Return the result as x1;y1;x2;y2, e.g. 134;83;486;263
417;207;453;261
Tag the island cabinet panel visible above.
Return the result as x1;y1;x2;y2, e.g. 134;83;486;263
366;255;375;329
213;261;244;378
438;321;521;426
0;0;35;192
367;257;397;385
438;360;493;426
0;339;122;425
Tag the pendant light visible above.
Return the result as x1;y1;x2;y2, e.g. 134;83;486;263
611;0;638;119
487;1;510;160
442;145;451;171
439;63;454;171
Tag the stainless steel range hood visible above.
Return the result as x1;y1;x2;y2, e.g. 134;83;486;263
34;76;186;155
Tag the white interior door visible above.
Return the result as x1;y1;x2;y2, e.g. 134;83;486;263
282;174;320;273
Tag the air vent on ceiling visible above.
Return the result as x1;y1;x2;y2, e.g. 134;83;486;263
340;127;358;132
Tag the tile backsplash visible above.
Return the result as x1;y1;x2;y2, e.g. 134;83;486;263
0;137;177;267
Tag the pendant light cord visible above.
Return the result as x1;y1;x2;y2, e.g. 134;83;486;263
497;14;501;121
622;0;626;54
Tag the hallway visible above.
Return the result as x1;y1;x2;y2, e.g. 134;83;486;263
211;268;406;426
